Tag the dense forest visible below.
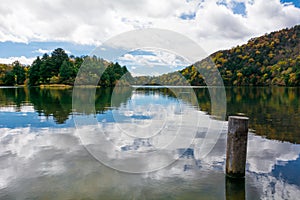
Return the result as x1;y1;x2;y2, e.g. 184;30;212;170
0;25;299;86
135;25;300;86
0;48;132;87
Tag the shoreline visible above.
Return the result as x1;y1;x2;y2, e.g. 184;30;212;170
39;84;73;89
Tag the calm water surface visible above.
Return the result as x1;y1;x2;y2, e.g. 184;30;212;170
0;86;299;199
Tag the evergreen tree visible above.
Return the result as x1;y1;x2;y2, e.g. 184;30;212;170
59;60;74;83
12;61;26;85
51;48;69;76
3;71;15;86
29;56;42;86
39;54;54;84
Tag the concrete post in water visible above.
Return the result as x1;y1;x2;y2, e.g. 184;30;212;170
226;116;249;178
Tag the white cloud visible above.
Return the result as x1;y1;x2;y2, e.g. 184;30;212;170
247;134;300;173
0;0;299;56
0;105;35;113
0;56;35;65
32;48;72;55
32;48;51;54
117;49;190;76
253;173;300;199
246;0;300;33
120;51;181;67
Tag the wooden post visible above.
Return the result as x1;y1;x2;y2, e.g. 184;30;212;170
226;176;245;200
226;116;249;178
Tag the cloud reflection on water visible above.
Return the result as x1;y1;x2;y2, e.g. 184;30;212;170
0;117;300;199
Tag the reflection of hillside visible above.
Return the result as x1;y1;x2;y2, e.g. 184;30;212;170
125;87;300;144
186;87;300;144
34;87;132;123
0;87;28;109
0;87;133;124
107;87;300;144
73;87;133;115
134;87;200;108
226;87;300;144
29;88;73;124
1;87;299;143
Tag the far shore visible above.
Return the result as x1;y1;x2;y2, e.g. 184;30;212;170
0;84;299;89
39;84;73;89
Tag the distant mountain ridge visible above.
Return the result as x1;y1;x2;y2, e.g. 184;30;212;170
136;25;300;86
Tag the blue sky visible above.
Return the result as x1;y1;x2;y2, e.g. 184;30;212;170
0;41;95;58
0;0;299;75
281;0;300;7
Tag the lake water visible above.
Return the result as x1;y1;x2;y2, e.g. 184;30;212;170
0;86;299;199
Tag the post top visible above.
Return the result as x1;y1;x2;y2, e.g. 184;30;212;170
229;116;249;120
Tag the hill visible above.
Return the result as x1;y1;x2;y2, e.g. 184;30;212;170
136;25;300;86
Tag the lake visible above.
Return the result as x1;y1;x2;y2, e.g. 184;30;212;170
0;86;299;199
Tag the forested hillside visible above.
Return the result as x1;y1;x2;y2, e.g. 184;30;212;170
136;25;300;86
212;24;300;86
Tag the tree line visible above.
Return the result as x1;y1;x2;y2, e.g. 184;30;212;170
0;48;132;87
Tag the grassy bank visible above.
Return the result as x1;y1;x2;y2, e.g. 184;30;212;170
39;84;73;89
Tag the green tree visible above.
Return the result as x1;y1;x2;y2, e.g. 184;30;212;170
12;61;26;85
3;71;15;86
29;56;42;86
99;71;110;86
40;53;55;84
51;48;69;76
59;60;74;83
74;56;84;75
